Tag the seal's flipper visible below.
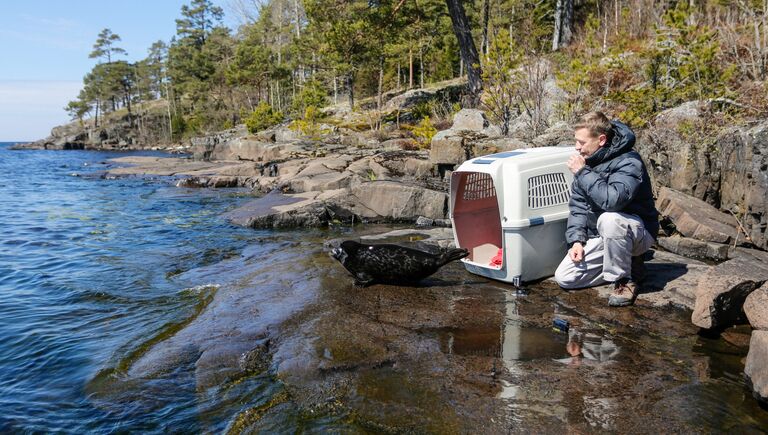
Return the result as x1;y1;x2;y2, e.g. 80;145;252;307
354;272;374;287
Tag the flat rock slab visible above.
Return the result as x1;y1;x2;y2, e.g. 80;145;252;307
657;187;739;244
107;156;254;177
691;248;768;329
745;331;768;405
657;235;730;262
744;283;768;330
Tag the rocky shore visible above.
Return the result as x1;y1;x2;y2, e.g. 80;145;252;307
16;78;768;415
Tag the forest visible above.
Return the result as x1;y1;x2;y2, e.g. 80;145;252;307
65;0;768;141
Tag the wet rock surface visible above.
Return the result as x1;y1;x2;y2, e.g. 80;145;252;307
88;228;768;432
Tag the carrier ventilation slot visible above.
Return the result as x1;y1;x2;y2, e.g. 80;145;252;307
463;172;496;201
527;173;570;209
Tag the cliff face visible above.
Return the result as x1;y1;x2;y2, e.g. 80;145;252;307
13;110;182;151
636;102;768;251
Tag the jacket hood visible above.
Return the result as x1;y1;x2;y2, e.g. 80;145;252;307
585;120;636;167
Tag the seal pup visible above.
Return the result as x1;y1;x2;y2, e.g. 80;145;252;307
330;240;469;286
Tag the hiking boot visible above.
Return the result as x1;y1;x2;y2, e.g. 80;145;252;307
608;278;640;307
631;255;646;284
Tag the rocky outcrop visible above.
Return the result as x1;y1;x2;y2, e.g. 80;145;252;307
691;248;768;330
638;106;768;250
13;111;182;151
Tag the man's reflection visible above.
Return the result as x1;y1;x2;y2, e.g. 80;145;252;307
563;328;619;366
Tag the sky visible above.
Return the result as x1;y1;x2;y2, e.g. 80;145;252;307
0;0;239;141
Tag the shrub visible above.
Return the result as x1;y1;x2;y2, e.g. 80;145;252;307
291;79;327;117
288;106;331;140
245;102;283;133
411;116;437;149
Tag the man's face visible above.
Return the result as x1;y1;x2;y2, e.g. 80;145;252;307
574;128;607;158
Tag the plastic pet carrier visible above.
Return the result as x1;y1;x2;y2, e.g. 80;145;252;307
450;148;575;286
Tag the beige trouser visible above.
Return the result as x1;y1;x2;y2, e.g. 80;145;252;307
554;212;655;289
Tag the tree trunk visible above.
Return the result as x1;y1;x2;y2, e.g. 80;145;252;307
445;0;482;107
552;0;563;51
347;73;355;109
294;0;301;38
562;0;573;46
377;56;384;110
397;62;401;90
419;45;424;89
552;0;573;50
481;0;490;56
409;48;414;89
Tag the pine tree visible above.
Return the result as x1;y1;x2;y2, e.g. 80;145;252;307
89;28;127;63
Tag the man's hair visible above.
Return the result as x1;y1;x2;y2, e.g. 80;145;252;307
574;112;613;140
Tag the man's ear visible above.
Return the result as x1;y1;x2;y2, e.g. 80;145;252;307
598;134;608;147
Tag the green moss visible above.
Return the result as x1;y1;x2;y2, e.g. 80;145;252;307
227;390;291;434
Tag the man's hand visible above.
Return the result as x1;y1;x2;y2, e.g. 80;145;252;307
569;242;584;263
567;154;586;174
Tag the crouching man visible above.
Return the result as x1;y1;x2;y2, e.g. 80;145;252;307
554;112;659;306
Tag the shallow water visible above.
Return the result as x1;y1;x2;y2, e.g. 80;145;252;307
1;143;767;433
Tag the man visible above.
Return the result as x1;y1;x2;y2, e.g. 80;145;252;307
554;112;659;306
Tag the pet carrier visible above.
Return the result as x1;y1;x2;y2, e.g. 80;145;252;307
450;148;576;286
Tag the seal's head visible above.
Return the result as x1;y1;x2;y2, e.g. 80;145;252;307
329;240;363;265
330;246;348;264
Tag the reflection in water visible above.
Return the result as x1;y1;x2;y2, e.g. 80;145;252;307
562;329;619;366
498;290;570;422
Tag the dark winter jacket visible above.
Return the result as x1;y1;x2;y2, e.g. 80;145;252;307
565;121;659;246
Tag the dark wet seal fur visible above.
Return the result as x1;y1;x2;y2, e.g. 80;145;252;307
330;240;469;286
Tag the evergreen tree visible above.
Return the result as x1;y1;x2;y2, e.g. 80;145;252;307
89;28;127;63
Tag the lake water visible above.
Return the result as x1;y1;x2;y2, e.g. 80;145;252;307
0;143;263;431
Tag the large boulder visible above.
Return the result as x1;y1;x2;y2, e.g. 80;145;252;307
345;181;448;221
382;79;466;113
452;109;489;131
744;331;768;405
206;137;269;161
691;248;768;330
287;156;359;192
656;187;739;245
429;130;468;165
744;283;768;330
